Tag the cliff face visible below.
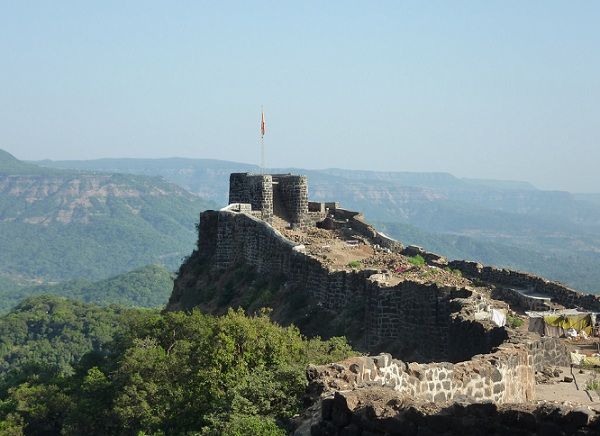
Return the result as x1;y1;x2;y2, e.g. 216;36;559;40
0;150;214;281
0;173;192;225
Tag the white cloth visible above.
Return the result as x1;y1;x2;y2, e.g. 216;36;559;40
491;309;507;327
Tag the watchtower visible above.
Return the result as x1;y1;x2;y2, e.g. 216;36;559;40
228;173;309;226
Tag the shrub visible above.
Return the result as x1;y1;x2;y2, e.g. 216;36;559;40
506;314;524;328
407;255;425;267
347;260;362;269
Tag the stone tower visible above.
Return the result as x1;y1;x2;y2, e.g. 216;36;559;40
228;173;309;226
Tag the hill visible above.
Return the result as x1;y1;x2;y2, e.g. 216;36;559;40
0;149;64;175
0;265;174;314
39;156;600;292
0;150;215;282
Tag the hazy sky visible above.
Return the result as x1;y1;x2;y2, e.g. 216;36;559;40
1;2;598;192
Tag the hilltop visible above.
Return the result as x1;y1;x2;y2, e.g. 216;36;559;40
164;172;600;433
39;156;600;292
0;150;215;282
168;172;600;364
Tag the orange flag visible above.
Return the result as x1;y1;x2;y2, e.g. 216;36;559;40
260;110;266;137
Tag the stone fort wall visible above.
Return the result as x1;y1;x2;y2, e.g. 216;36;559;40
195;208;507;363
228;173;273;222
398;244;600;312
228;172;312;226
448;260;600;312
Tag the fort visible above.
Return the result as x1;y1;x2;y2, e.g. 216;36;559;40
168;172;600;434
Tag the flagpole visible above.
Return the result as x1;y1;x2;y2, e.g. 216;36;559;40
260;106;265;173
260;134;265;173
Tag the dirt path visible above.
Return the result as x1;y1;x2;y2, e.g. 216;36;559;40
535;366;600;407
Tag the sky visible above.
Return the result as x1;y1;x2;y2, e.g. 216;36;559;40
0;1;598;192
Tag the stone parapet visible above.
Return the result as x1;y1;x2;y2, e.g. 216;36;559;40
448;260;600;312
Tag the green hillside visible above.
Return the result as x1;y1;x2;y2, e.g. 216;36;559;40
0;265;174;313
0;150;214;282
0;275;24;296
0;150;64;175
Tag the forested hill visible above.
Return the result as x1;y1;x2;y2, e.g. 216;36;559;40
0;295;130;387
0;150;214;283
0;265;174;314
0;296;355;434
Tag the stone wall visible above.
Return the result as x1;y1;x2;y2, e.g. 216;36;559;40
331;208;404;253
228;173;318;226
308;346;535;406
190;208;503;362
308;390;598;436
200;208;371;309
307;337;569;407
526;335;572;371
491;286;550;311
365;280;507;362
448;260;600;312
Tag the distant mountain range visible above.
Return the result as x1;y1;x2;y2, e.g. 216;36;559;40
38;155;600;293
0;150;214;285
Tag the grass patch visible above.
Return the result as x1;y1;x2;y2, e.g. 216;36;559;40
586;375;600;392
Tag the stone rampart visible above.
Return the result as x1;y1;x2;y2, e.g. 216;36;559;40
365;280;507;362
228;173;273;222
274;175;308;225
194;208;503;362
490;286;550;311
201;208;376;309
448;260;600;312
